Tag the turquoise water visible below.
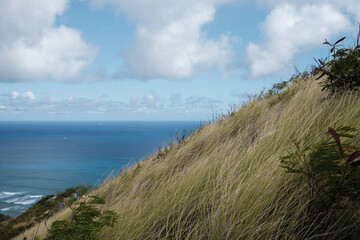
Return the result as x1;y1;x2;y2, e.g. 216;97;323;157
0;121;198;217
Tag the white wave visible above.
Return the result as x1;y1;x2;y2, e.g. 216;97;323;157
1;192;41;206
0;192;24;200
3;191;25;196
0;195;9;200
0;191;26;199
29;195;43;199
1;205;25;211
12;195;29;202
0;207;12;211
4;197;20;203
14;199;38;205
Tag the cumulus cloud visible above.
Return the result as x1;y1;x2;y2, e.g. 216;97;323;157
141;94;162;109
90;0;233;79
0;91;223;115
255;0;360;18
6;91;36;101
128;94;163;113
247;1;356;78
1;92;125;114
0;0;97;82
185;96;222;109
21;92;36;101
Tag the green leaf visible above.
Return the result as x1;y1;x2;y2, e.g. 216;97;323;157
89;196;105;205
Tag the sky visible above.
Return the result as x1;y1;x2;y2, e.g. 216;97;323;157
0;0;359;121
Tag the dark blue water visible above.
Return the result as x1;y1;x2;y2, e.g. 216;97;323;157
0;121;198;217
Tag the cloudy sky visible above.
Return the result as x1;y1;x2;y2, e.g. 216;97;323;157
0;0;359;121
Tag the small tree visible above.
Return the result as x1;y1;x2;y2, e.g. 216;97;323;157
315;25;360;94
281;127;360;211
46;196;117;240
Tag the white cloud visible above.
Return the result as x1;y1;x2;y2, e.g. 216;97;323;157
7;91;36;101
22;91;36;101
90;0;233;79
247;1;356;78
185;96;222;109
0;0;97;82
141;94;161;109
10;92;20;100
128;94;163;112
255;0;360;18
0;91;223;116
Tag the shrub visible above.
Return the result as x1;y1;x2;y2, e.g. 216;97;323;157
315;25;360;94
0;213;11;223
46;195;117;240
281;127;360;211
280;127;360;237
0;185;94;240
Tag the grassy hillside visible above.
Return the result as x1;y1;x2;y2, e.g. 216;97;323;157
17;75;360;239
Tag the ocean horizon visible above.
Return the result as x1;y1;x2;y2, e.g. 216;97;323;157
0;121;199;217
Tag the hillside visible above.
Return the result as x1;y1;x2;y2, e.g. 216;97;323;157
16;75;360;239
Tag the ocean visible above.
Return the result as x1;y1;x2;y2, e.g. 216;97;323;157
0;121;198;217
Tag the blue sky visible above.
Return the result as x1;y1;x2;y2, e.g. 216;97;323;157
0;0;359;121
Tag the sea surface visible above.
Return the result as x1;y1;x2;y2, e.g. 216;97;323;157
0;121;198;217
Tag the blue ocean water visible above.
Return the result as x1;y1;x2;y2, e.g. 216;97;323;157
0;121;198;217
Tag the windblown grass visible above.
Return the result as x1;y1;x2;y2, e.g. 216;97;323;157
19;76;360;239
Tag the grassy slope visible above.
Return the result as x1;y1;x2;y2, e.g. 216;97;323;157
18;76;360;239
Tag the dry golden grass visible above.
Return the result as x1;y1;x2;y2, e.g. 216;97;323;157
17;76;360;239
14;208;72;240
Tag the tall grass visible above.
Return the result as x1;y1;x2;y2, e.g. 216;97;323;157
18;76;360;239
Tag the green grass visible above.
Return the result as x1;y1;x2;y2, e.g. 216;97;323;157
18;75;360;239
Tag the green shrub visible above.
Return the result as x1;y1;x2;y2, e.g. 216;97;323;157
281;127;360;211
0;213;11;223
280;127;360;237
46;195;117;240
315;26;360;94
0;185;94;240
267;81;288;96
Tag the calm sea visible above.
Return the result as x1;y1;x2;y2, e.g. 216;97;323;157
0;121;198;217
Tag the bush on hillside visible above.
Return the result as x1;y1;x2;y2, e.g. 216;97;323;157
315;26;360;94
281;127;360;209
45;195;117;240
0;185;92;240
281;127;360;235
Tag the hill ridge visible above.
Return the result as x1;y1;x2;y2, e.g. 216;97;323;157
17;75;360;239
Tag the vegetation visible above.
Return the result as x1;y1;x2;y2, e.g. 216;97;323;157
0;213;11;223
0;185;90;240
13;30;360;239
46;196;117;240
281;126;360;236
315;25;360;94
16;71;360;239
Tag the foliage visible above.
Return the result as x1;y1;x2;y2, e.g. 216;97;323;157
0;213;11;223
315;25;360;94
267;81;288;96
46;196;117;240
281;127;360;212
0;185;91;240
16;77;360;239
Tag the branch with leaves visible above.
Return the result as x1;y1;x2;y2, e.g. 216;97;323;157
314;24;360;94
